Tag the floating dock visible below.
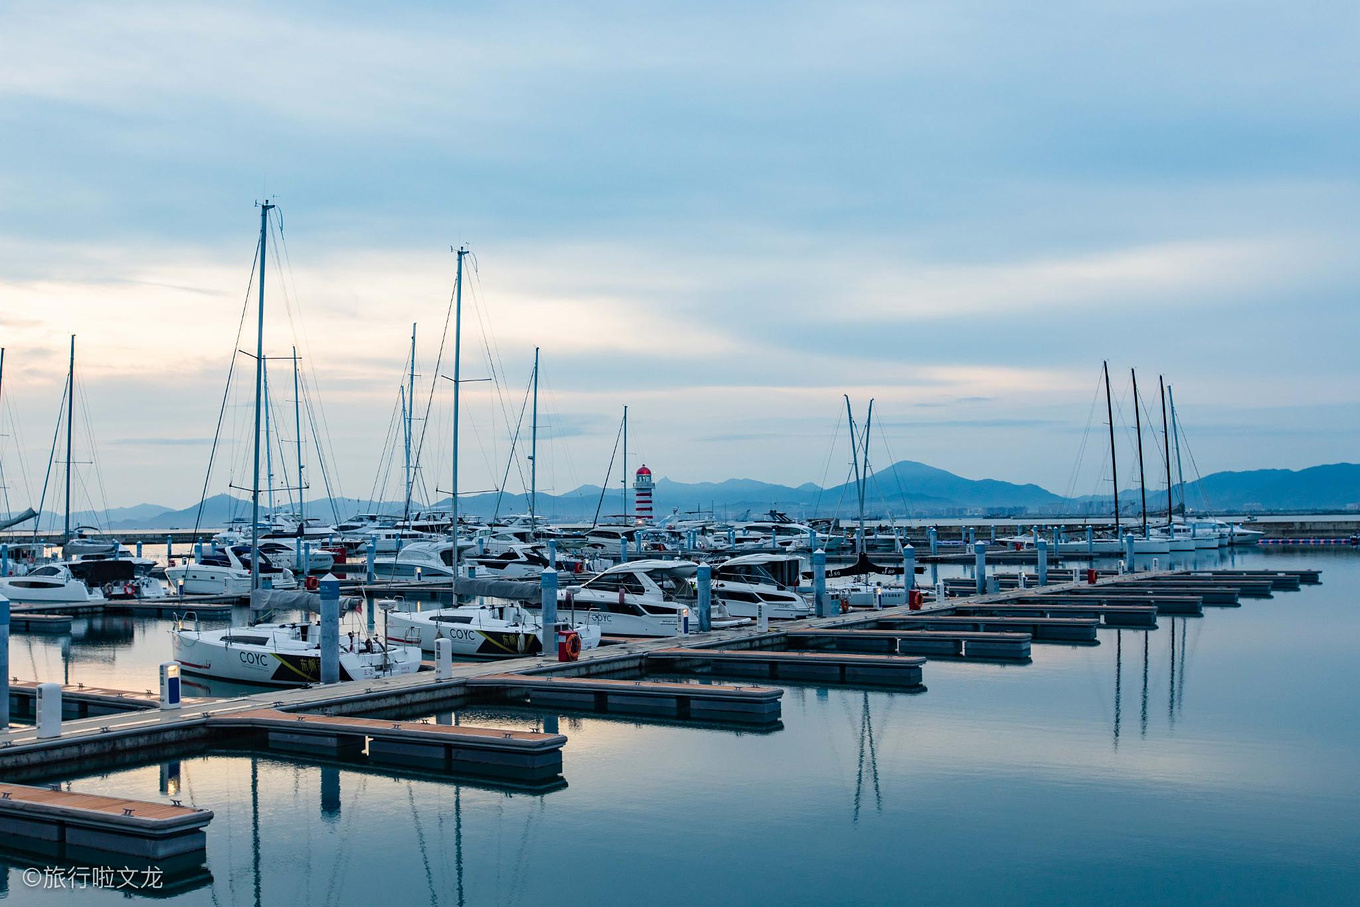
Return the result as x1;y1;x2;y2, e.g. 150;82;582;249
948;601;1160;627
7;681;160;720
786;628;1032;660
645;647;926;689
0;782;213;859
209;708;566;783
1010;592;1204;615
872;614;1100;642
468;673;784;724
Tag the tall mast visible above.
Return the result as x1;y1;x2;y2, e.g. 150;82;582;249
622;405;628;524
861;399;874;551
264;357;275;516
293;346;304;523
1169;385;1185;512
844;395;862;554
250;201;273;592
1160;375;1172;530
1132;368;1148;539
450;248;466;578
405;323;416;522
1103;361;1119;535
529;347;539;533
0;347;5;518
63;335;74;543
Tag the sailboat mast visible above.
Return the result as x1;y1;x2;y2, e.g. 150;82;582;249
861;399;874;550
1131;368;1148;539
293;346;304;523
405;323;416;522
1103;361;1119;535
250;201;273;592
530;347;539;533
63;335;74;543
0;347;5;519
264;358;275;516
1160;375;1172;530
622;405;628;524
844;395;863;554
450;248;466;577
1169;385;1185;512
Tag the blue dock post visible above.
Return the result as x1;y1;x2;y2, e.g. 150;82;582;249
902;543;915;596
727;527;736;548
540;568;558;655
813;549;827;617
300;541;311;576
928;527;938;556
547;539;557;568
990;525;996;543
320;574;339;685
366;538;376;584
194;542;203;563
0;593;9;729
135;541;143;560
696;563;712;632
968;527;975;546
1123;534;1136;570
974;542;987;595
635;533;643;557
165;534;173;562
619;537;628;565
1037;539;1048;586
0;544;7;577
1032;526;1039;549
1087;525;1095;556
807;527;817;550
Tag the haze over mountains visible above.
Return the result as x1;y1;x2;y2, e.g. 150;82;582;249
15;461;1358;531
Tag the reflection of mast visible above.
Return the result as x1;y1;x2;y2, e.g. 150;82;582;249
1168;617;1177;728
1177;618;1188;713
1140;632;1149;738
853;692;881;821
407;784;438;905
321;766;340;823
252;755;262;907
1113;630;1122;748
454;786;465;907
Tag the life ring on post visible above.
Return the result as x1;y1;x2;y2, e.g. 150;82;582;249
304;575;320;591
566;632;581;659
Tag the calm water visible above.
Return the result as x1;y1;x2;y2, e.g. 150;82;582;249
4;548;1359;904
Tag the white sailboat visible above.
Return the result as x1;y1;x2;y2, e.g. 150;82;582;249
385;601;602;657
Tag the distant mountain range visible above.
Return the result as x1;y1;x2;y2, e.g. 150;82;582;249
9;461;1358;531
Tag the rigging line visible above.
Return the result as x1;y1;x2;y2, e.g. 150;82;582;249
74;377;112;530
30;373;69;541
410;272;458;513
365;389;404;513
875;427;917;522
813;405;844;517
1062;370;1105;503
539;374;581;502
493;368;535;520
592;414;625;528
3;392;36;508
192;236;262;539
405;784;440;907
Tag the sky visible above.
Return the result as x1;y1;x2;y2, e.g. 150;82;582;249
0;0;1357;513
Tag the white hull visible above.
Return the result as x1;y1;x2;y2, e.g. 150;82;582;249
386;607;602;656
172;626;421;686
166;565;253;597
0;576;99;604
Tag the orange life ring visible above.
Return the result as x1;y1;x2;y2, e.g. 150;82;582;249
573;561;583;574
566;633;581;658
304;575;320;591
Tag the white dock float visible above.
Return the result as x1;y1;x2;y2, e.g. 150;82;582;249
645;648;926;689
0;782;213;859
469;673;783;724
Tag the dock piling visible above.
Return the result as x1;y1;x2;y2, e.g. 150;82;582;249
366;538;376;584
697;563;712;632
813;548;828;617
619;538;627;565
974;542;987;595
928;527;938;556
1037;539;1048;586
1087;525;1094;556
0;594;8;729
540;568;558;652
547;539;557;566
165;534;173;563
1;543;8;577
135;541;143;559
902;543;915;597
320;574;340;685
1123;534;1136;568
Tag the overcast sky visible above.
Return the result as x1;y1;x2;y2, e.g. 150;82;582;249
1;1;1356;512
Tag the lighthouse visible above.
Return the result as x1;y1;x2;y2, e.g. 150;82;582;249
634;465;654;524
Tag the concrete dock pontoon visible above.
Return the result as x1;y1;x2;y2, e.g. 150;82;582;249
786;628;1032;660
469;673;784;724
0;782;213;859
645;647;927;689
948;601;1160;627
873;614;1100;642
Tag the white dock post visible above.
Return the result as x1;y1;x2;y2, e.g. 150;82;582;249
974;542;987;595
540;568;558;654
936;578;946;602
872;587;882;610
696;563;712;632
434;638;453;681
757;599;768;631
320;574;340;684
159;662;182;709
727;527;735;548
813;548;828;617
0;594;8;728
35;682;61;738
677;605;689;636
1037;539;1048;586
1018;572;1027;589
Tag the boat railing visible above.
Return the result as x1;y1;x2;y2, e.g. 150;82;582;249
174;611;202;634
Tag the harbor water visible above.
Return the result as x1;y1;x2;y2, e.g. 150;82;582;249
4;548;1358;904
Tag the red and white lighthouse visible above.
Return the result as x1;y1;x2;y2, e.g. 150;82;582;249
634;465;654;523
